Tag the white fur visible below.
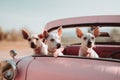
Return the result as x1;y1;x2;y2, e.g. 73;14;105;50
46;33;63;57
43;27;63;57
22;30;48;55
76;28;99;58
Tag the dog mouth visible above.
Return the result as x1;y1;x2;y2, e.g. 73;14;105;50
87;45;92;48
48;47;57;53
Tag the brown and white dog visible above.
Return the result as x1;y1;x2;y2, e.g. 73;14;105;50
43;27;63;57
21;30;48;55
76;27;99;58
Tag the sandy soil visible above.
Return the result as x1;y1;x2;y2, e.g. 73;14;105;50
0;41;33;61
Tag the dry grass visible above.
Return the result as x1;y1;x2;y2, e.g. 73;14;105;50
0;27;23;41
0;27;34;61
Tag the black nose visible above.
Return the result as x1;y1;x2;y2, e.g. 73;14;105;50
31;42;36;48
87;40;92;48
88;41;92;45
57;43;61;49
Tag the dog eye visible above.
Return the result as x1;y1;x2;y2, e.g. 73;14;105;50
36;38;38;41
50;39;54;42
83;37;87;40
28;38;31;41
91;37;94;40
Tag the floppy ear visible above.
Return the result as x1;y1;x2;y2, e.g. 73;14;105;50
76;28;83;38
38;34;43;39
43;30;49;39
21;30;29;39
94;27;100;37
58;26;62;37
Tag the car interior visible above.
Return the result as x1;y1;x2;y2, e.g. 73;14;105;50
58;26;120;59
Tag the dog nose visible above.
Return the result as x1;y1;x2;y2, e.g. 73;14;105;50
31;42;36;48
57;43;61;49
87;40;92;48
88;40;92;44
88;40;92;45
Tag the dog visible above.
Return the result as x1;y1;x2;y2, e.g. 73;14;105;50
43;26;63;57
76;27;99;58
21;29;48;55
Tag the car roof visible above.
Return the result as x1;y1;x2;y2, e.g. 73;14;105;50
44;15;120;32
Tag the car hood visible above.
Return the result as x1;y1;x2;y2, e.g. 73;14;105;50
14;56;120;80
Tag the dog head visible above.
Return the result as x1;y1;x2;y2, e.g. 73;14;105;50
43;26;62;51
76;27;100;48
21;30;43;49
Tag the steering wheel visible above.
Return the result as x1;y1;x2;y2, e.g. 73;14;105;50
109;51;120;59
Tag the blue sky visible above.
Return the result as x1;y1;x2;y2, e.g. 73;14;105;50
0;0;120;33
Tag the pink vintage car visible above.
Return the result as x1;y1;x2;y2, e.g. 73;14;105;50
0;15;120;80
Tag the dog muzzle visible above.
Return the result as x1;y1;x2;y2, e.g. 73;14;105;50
87;41;92;48
56;43;61;49
31;42;37;48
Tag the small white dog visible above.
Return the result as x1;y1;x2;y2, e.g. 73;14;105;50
76;27;99;58
43;26;63;57
21;29;48;55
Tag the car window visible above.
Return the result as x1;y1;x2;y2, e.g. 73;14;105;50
51;26;120;46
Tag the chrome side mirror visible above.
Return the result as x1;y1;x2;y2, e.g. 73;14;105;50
0;50;17;80
10;50;17;59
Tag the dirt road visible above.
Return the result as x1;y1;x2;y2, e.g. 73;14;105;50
0;41;33;61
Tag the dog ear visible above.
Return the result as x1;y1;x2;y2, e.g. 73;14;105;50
38;34;43;39
76;28;83;38
58;26;62;37
94;27;100;37
21;30;29;39
43;30;49;39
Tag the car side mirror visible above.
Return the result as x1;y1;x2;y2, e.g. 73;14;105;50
10;50;17;59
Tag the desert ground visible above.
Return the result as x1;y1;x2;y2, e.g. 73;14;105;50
0;41;33;61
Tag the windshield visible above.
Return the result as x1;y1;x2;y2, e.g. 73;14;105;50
51;26;120;46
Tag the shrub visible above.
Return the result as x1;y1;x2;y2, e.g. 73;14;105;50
0;27;23;41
